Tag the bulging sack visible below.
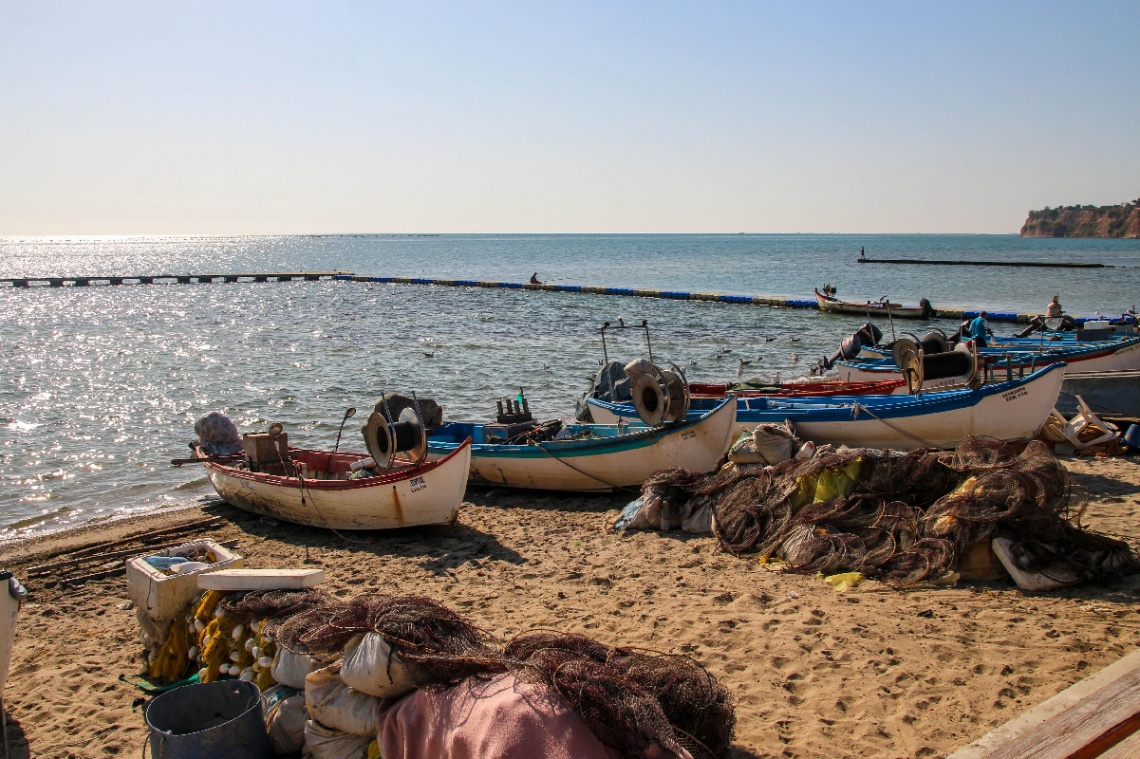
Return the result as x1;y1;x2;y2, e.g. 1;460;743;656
302;720;373;759
340;633;416;699
263;686;306;755
272;646;321;689
752;424;796;465
306;665;382;737
728;430;768;464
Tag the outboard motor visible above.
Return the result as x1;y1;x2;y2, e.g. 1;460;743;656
815;322;883;374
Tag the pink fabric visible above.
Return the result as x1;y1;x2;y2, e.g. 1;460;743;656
377;673;617;759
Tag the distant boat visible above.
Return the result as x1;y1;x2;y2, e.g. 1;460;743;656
586;364;1064;451
425;396;737;492
815;288;936;320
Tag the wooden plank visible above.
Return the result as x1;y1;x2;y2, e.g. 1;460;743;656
59;539;240;587
949;648;1140;759
26;534;224;576
198;568;325;591
1097;727;1140;759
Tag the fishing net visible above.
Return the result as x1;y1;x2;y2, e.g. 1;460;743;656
687;435;1140;587
217;588;342;639
275;594;504;686
504;632;734;759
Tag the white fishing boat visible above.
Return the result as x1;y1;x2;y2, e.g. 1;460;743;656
200;442;472;530
191;404;473;530
426;396;737;492
586;363;1065;451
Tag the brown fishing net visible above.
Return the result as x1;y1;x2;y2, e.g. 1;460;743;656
217;588;342;639
667;435;1139;588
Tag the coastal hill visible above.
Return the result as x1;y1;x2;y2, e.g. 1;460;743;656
1020;199;1140;238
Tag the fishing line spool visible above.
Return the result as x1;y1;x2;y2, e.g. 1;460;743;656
362;405;427;469
627;360;690;426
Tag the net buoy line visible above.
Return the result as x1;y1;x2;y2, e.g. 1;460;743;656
0;271;351;287
333;276;1093;325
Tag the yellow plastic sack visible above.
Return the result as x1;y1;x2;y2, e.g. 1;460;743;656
823;572;864;592
789;457;864;510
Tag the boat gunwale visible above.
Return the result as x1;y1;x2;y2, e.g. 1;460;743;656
200;437;473;489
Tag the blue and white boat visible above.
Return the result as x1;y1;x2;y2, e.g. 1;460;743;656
586;364;1064;451
839;336;1140;386
425;396;737;492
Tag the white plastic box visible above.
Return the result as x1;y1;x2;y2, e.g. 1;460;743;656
126;539;244;622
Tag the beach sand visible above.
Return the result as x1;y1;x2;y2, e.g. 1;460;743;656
3;454;1140;759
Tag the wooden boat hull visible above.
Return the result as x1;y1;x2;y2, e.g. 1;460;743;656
588;364;1064;450
815;289;933;319
426;397;737;492
203;440;472;530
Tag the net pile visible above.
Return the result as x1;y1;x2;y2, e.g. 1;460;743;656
654;436;1137;588
266;595;734;758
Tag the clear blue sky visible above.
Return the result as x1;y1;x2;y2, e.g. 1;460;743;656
1;1;1136;234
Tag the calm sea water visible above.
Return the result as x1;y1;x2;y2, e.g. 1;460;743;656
2;234;1138;539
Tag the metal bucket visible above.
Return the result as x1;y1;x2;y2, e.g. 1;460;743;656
145;680;270;759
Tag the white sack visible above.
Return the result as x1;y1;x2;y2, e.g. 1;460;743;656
340;633;416;699
272;646;321;690
263;687;307;755
305;665;382;737
302;720;373;759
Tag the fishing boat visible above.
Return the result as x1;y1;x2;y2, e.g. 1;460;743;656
425;396;737;492
690;378;906;398
199;442;472;530
191;406;473;530
586;363;1064;451
815;288;937;320
836;336;1140;385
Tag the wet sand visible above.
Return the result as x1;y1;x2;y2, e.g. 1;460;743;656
3;454;1140;759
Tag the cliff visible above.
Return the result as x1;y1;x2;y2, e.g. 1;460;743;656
1020;200;1140;238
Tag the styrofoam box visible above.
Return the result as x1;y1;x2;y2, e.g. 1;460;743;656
126;539;244;622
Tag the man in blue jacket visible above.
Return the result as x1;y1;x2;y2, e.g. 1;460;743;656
969;311;992;348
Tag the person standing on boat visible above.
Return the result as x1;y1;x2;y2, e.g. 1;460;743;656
860;246;865;260
1046;295;1062;318
969;311;993;348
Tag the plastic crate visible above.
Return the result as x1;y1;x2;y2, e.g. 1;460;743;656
126;539;243;622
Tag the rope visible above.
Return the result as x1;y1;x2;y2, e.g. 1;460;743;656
851;402;941;449
535;440;639;493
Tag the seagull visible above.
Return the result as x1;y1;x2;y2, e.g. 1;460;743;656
791;352;799;362
755;354;763;362
687;359;698;368
763;336;777;343
422;351;435;358
739;358;753;368
542;362;550;371
789;337;801;343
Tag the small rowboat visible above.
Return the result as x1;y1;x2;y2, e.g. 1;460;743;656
815;289;936;320
586;364;1064;451
199;440;472;530
425;396;737;493
689;379;906;398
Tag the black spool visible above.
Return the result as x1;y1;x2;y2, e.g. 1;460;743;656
922;351;972;380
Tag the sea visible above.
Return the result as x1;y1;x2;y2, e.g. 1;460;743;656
2;233;1139;541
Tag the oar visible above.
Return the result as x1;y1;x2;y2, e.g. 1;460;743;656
170;453;243;467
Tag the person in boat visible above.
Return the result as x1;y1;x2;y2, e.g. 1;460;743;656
1046;295;1062;318
860;246;865;260
969;311;993;348
530;272;543;285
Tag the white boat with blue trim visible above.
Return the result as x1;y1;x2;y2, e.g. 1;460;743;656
425;396;737;492
586;364;1064;451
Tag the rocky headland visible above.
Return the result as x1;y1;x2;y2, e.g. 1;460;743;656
1021;199;1140;238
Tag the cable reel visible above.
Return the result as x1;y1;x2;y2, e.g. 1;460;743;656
362;404;427;469
891;338;924;394
628;360;690;426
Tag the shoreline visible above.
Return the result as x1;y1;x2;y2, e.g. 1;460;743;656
3;456;1140;757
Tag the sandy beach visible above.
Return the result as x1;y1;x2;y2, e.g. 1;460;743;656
3;453;1140;759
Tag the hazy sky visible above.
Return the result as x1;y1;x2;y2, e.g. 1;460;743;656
1;1;1137;234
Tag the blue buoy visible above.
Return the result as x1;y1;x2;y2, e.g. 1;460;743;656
1124;424;1140;449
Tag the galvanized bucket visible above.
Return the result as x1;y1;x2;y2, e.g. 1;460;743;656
145;680;270;759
